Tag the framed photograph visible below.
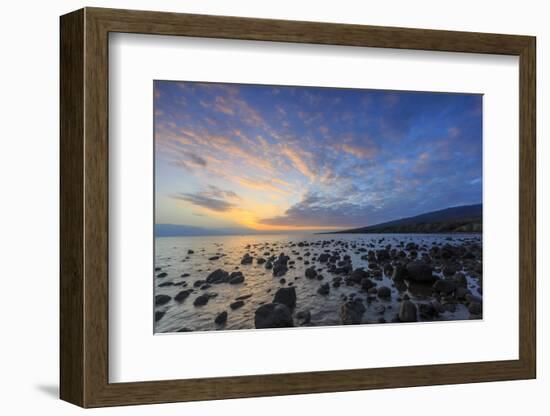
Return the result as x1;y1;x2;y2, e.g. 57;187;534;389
60;7;536;408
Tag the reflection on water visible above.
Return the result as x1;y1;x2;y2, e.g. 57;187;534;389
154;233;482;333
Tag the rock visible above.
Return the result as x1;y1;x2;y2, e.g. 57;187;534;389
193;294;210;306
317;283;330;295
155;294;171;306
156;272;168;278
158;281;174;287
418;303;436;320
296;309;311;326
455;286;470;300
433;279;457;295
257;257;266;265
193;279;206;287
273;287;296;308
377;286;391;299
465;293;482;304
155;311;165;322
406;262;436;283
229;271;245;284
350;268;369;283
241;253;253;265
361;277;375;291
392;265;407;281
187;249;194;254
206;269;229;284
453;272;468;288
468;301;482;315
235;294;252;301
214;311;228;325
254;303;294;328
174;289;192;302
340;298;366;324
265;261;273;270
209;256;220;261
442;263;460;277
230;300;245;310
318;253;331;262
272;262;288;277
376;249;390;262
399;300;418;322
305;267;317;279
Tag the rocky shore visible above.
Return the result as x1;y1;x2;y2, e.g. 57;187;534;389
154;234;482;333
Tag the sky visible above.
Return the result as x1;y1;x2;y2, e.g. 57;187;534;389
154;81;482;232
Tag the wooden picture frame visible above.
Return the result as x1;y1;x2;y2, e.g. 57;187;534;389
60;7;536;408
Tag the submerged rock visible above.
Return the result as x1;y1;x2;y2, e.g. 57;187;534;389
241;253;253;265
174;289;192;302
317;283;330;295
155;311;165;322
230;300;245;310
229;271;245;284
254;303;294;328
377;286;391;299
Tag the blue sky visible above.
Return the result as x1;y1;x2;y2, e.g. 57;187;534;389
154;81;482;231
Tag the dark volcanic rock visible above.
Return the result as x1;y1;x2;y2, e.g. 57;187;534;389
305;267;317;279
273;263;288;277
391;265;407;281
273;287;296;308
406;262;436;283
349;268;369;283
241;253;253;265
317;283;330;295
193;294;210;306
433;279;457;295
206;269;229;284
155;311;165;322
230;300;245;310
254;303;294;328
377;286;391;299
214;311;228;325
155;294;171;306
296;309;311;326
156;272;168;278
399;300;418;322
340;298;366;324
174;289;192;302
468;301;482;315
229;271;245;284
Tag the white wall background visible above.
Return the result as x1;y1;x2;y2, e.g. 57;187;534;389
0;0;545;414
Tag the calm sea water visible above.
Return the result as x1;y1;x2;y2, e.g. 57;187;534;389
154;233;482;333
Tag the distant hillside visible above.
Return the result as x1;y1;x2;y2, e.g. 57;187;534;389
332;204;482;234
155;224;256;237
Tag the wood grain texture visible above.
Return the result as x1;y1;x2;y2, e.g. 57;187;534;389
59;7;537;408
59;8;84;407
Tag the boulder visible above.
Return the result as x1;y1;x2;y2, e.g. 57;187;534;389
399;300;418;322
206;269;229;284
318;253;331;262
230;300;245;310
391;265;407;282
433;279;457;295
241;253;253;265
254;303;294;328
317;283;330;295
214;311;228;325
229;271;245;284
305;267;317;279
468;301;482;315
273;287;296;308
377;286;391;299
155;311;165;322
406;262;436;283
349;268;369;283
155;294;171;306
272;263;288;277
193;294;210;306
295;309;311;326
361;277;375;291
340;298;366;324
174;289;192;302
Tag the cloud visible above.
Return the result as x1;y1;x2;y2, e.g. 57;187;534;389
171;192;236;212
